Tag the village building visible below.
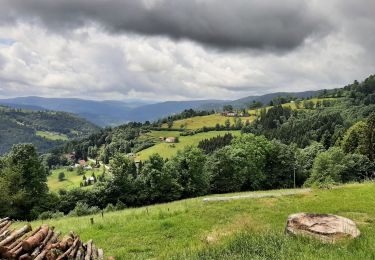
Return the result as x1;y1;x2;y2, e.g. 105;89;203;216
165;137;177;143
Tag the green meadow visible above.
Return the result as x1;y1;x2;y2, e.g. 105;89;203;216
47;167;102;192
24;182;375;259
136;131;241;160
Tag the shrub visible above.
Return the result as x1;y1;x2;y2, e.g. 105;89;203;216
104;203;116;212
68;202;100;217
38;211;64;220
58;172;65;182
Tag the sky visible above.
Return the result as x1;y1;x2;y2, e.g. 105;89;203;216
0;0;374;101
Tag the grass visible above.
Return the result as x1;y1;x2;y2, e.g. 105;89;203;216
36;130;69;141
47;167;103;192
136;131;241;160
164;114;256;130
162;98;337;130
26;182;375;259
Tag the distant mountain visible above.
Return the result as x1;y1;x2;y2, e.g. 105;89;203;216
0;97;154;127
123;100;227;122
0;97;225;126
0;91;320;126
198;90;319;110
0;105;99;154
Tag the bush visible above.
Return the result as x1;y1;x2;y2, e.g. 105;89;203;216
115;200;126;210
58;172;65;182
68;202;100;217
104;203;116;212
38;211;64;220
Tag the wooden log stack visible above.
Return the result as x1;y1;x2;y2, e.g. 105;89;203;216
0;217;108;260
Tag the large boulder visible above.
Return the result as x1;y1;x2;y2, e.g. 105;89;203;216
285;213;360;242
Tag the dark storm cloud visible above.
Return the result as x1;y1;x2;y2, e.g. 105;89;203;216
0;0;330;51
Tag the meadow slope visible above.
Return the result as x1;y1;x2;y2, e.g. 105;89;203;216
26;182;375;259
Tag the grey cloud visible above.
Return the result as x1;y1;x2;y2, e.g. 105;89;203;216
0;0;330;51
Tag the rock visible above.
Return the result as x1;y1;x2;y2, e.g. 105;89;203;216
285;213;360;242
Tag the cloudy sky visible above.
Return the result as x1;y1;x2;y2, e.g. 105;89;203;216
0;0;374;101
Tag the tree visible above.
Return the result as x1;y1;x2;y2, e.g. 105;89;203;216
141;154;182;203
166;147;210;198
341;121;368;155
0;144;49;220
225;119;231;129
223;105;233;112
58;172;65;182
367;112;375;161
205;146;246;193
77;165;84;175
167;120;174;129
305;147;346;187
106;154;137;205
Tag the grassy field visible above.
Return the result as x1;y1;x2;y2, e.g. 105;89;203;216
136;131;241;160
26;182;375;259
162;98;337;130
164;114;256;130
47;167;102;192
36;130;69;141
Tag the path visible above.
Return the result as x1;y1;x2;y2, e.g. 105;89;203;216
203;188;312;202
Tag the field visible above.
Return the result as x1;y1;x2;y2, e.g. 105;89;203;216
136;131;241;160
47;167;103;192
36;130;69;141
164;114;256;130
25;182;375;259
162;98;337;130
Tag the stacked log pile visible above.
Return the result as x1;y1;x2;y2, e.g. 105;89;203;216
0;217;106;260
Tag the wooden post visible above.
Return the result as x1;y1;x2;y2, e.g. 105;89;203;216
90;218;94;225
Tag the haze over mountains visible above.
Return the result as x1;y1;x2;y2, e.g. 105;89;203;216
0;90;318;126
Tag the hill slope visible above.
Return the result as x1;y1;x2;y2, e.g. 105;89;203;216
25;182;375;259
0;106;99;154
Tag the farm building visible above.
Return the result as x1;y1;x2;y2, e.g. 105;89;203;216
165;137;177;143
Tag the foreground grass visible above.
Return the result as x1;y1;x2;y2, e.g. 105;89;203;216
136;131;241;160
27;183;375;259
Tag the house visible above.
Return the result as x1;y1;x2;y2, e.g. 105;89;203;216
64;152;75;161
165;137;177;143
79;160;87;166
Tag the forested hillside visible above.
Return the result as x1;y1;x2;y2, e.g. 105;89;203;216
1;75;374;222
0;106;99;154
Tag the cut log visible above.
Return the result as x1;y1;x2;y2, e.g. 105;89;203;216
34;231;61;260
84;240;93;260
68;239;81;260
0;221;12;234
97;249;104;260
7;226;40;251
31;228;54;258
10;245;23;259
0;224;32;247
19;253;32;260
92;244;98;260
0;217;10;224
51;234;74;251
21;224;49;251
0;230;12;242
56;236;80;260
0;219;10;229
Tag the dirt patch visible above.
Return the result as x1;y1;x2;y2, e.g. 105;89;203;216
204;215;262;244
